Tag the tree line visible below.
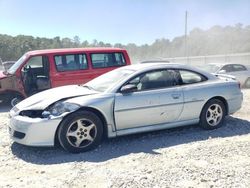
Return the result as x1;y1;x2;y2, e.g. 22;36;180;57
0;23;250;63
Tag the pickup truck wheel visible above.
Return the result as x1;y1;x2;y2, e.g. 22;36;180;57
10;96;24;107
200;99;226;130
244;78;250;88
0;95;10;105
58;111;103;153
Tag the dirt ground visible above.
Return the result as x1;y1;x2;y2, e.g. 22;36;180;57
0;90;249;188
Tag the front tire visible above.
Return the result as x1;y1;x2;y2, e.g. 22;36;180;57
11;96;24;107
200;99;226;130
58;111;103;153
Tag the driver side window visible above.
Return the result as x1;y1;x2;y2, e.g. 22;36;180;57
128;70;180;91
22;56;43;70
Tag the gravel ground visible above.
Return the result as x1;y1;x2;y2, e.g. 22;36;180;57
0;90;249;188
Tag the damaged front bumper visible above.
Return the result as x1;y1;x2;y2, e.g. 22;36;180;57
9;115;62;146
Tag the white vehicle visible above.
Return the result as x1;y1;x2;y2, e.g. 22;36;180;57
201;63;250;88
9;63;243;153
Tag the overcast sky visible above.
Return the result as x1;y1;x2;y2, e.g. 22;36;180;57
0;0;250;45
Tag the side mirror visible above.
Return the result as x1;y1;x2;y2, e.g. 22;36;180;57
218;70;226;74
120;84;137;93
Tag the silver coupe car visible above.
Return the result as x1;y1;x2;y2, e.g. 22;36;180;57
9;63;243;153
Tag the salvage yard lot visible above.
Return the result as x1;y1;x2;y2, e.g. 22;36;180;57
0;90;249;187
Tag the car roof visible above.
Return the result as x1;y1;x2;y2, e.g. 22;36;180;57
208;63;246;66
26;47;125;56
207;63;224;65
125;63;197;71
120;63;216;79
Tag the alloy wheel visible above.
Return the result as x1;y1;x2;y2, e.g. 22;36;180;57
66;118;97;148
206;104;223;126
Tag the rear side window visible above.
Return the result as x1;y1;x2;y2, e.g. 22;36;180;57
179;70;207;84
232;64;247;71
91;52;126;68
54;54;88;72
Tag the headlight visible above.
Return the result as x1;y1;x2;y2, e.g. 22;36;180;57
43;102;80;117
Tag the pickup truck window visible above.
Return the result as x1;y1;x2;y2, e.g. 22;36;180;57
91;52;126;68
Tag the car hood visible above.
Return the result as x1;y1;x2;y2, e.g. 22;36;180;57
15;85;98;110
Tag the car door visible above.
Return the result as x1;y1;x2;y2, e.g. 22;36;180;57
114;69;184;130
20;55;51;96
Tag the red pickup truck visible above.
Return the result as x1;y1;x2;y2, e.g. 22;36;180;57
0;48;131;106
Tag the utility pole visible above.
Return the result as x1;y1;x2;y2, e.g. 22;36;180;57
185;11;188;63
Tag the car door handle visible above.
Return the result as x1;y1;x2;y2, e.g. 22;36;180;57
171;93;181;99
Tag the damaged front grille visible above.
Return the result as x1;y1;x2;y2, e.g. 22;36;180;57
19;110;44;118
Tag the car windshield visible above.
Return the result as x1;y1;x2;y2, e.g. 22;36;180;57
7;54;27;74
84;68;135;92
200;64;220;73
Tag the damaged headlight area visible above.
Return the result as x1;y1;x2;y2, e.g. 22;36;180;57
18;102;80;119
43;101;80;118
19;110;44;118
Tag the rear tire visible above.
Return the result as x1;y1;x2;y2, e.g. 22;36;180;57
200;99;226;130
58;111;103;153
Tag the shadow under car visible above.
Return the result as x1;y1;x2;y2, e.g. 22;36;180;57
10;116;250;165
